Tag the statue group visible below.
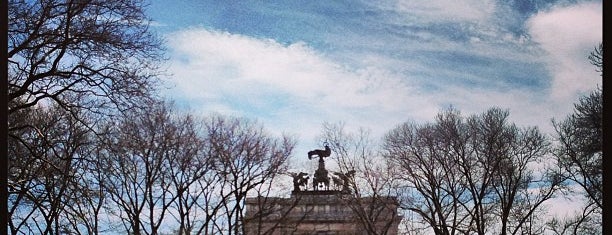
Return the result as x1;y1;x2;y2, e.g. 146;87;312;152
332;170;355;192
291;172;309;192
290;145;355;193
309;145;331;191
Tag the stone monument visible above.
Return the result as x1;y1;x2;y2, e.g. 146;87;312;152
244;145;402;235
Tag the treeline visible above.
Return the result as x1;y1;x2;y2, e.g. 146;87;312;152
6;0;601;234
8;92;602;234
9;101;294;234
317;86;601;235
320;45;601;235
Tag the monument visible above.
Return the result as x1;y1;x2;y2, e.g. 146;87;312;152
244;145;402;235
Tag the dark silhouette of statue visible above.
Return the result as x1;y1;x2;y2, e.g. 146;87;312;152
308;145;331;160
308;145;332;190
331;174;343;190
333;170;356;193
290;172;309;192
313;169;329;191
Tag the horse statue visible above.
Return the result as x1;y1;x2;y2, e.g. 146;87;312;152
308;145;331;160
333;170;356;192
290;172;309;192
313;171;330;191
331;174;343;190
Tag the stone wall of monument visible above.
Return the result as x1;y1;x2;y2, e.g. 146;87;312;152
244;192;402;235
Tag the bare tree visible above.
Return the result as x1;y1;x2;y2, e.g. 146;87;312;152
550;88;602;234
475;109;561;235
587;43;602;76
383;107;560;235
62;139;109;235
8;104;93;234
98;101;199;234
547;204;601;235
7;1;164;232
554;89;602;210
320;122;404;235
186;161;234;235
383;110;472;235
8;0;163;116
165;123;207;235
146;108;205;235
547;43;603;235
201;114;295;235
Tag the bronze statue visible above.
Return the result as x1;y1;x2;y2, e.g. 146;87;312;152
333;170;356;192
290;172;309;192
308;145;332;190
312;170;330;191
331;174;343;190
308;145;331;160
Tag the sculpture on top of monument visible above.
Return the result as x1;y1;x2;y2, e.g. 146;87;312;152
308;144;332;191
332;170;356;193
290;172;309;192
307;144;331;161
313;170;330;191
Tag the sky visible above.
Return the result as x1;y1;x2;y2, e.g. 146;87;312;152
147;0;601;170
145;0;601;219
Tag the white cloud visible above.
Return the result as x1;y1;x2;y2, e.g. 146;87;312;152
433;85;557;132
527;2;602;104
168;29;401;108
161;1;601;149
163;28;436;151
408;1;603;133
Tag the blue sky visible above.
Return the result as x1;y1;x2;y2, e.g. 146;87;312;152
145;0;601;219
146;0;601;166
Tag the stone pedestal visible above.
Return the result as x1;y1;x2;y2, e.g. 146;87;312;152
244;191;402;235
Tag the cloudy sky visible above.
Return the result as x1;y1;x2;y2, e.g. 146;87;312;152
146;0;601;161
